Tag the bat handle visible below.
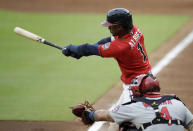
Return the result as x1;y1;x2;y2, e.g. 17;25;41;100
43;40;63;50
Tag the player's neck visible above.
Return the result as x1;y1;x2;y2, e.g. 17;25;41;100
118;30;130;38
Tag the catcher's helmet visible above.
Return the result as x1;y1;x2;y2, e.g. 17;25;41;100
101;8;133;30
130;74;160;98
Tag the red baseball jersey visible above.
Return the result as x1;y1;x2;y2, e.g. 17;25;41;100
98;25;152;84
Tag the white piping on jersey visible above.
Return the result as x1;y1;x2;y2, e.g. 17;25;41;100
111;36;115;41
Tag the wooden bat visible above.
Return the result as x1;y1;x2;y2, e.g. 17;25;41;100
14;27;63;50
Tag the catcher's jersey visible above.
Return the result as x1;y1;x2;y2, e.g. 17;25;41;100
98;25;151;84
109;96;193;131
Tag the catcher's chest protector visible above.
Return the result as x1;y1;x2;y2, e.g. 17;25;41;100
121;95;185;131
137;95;184;130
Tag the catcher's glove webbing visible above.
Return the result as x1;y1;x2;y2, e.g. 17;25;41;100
71;101;95;125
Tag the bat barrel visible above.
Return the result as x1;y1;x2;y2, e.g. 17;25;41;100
14;27;63;50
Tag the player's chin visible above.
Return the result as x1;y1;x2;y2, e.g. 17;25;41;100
110;31;119;36
111;32;117;36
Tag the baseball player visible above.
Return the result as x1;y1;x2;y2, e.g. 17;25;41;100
71;74;193;131
62;8;152;104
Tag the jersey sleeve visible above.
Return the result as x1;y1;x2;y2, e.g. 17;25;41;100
98;40;130;58
109;105;133;124
109;102;147;124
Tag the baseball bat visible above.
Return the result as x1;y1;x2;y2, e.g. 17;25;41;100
14;27;63;50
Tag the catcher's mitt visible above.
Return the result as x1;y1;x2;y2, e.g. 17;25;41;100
71;101;95;125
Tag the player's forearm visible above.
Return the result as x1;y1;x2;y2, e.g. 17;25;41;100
93;110;114;122
62;37;113;58
75;36;114;56
64;43;99;57
78;43;99;56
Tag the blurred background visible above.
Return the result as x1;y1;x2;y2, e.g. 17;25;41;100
0;0;193;14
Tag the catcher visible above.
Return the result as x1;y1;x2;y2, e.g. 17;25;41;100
71;74;193;131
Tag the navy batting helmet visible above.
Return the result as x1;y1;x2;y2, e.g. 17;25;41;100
130;74;160;98
101;8;133;30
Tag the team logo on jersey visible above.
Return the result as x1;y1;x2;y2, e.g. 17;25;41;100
102;42;110;50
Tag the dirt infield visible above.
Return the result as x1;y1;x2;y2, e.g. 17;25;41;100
1;0;193;14
0;0;193;131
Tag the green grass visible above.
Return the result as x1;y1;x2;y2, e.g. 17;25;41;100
134;15;191;54
0;10;191;121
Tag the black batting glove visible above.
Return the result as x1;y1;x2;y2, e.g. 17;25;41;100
62;45;72;56
62;45;82;59
71;53;82;59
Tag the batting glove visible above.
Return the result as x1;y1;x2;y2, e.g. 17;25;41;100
62;45;82;59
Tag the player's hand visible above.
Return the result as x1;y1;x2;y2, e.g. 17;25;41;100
71;100;95;125
62;46;72;56
62;45;82;59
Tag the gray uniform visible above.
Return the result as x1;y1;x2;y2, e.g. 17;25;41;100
109;96;193;131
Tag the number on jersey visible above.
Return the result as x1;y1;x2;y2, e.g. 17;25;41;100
160;106;172;120
137;43;147;62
